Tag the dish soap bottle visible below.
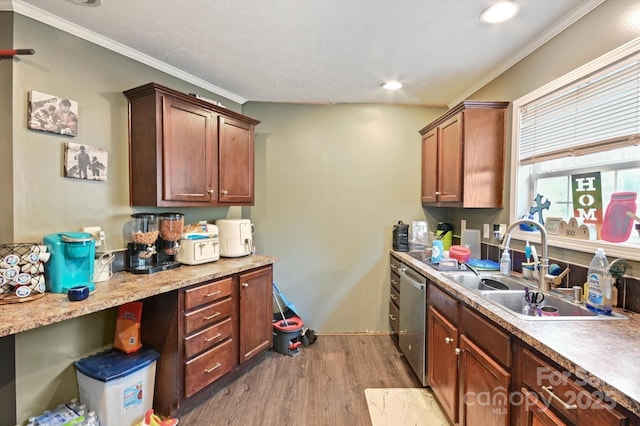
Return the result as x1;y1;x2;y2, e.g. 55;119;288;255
500;249;511;276
586;248;613;315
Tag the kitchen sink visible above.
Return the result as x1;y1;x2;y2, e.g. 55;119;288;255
443;273;627;321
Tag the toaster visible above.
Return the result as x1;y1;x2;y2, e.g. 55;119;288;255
176;237;220;265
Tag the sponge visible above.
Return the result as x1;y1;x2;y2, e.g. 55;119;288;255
548;264;562;276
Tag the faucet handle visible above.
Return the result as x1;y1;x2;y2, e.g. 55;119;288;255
545;266;570;286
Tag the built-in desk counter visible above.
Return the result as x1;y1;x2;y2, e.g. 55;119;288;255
0;255;277;337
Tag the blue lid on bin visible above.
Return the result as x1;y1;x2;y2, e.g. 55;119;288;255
74;347;160;382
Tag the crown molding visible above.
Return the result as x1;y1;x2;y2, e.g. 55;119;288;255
447;0;606;108
3;0;248;105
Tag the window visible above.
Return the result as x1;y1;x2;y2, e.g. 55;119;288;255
511;38;640;261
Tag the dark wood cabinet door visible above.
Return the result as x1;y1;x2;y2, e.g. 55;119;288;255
438;113;463;203
239;267;273;363
520;388;567;426
428;306;459;424
162;95;217;203
218;116;254;204
421;128;439;203
458;334;510;426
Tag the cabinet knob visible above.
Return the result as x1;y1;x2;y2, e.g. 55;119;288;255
221;190;228;195
435;191;441;195
444;337;454;344
242;282;249;287
207;189;214;194
454;348;463;356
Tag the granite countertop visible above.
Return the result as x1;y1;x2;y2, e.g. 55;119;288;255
392;250;640;418
0;255;277;338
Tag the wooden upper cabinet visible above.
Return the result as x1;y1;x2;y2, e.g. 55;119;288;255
419;100;508;208
124;82;260;207
162;95;217;203
219;116;255;204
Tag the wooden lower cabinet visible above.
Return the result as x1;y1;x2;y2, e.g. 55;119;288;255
521;387;567;426
141;265;273;416
239;266;274;363
428;284;512;426
458;335;510;426
516;347;630;426
428;305;459;423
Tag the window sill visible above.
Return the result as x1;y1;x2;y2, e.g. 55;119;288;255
507;228;640;262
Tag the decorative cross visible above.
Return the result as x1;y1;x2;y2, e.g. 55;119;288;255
529;194;551;225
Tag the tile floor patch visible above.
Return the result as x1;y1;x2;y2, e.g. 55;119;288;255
365;388;448;426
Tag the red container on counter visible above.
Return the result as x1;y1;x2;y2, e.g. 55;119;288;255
449;245;471;263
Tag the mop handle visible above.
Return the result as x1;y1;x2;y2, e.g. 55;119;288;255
272;288;289;327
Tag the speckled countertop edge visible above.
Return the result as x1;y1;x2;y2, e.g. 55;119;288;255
392;251;640;418
0;255;277;337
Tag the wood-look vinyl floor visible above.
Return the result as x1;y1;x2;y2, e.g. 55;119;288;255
177;334;421;426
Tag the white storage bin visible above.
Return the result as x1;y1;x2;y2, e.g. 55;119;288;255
75;347;160;426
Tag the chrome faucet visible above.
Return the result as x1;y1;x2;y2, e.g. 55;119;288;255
501;218;549;291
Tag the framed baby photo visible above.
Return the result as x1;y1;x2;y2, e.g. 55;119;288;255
27;90;78;136
64;142;109;181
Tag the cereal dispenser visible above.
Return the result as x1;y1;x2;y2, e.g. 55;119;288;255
126;212;182;274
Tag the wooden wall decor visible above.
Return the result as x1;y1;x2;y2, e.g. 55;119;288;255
558;217;595;240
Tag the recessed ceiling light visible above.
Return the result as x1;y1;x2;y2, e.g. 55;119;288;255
382;81;403;90
480;1;520;24
66;0;101;6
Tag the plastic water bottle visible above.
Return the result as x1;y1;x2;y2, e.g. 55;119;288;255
500;249;511;276
586;248;613;315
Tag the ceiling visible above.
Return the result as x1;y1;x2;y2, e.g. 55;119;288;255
6;0;603;106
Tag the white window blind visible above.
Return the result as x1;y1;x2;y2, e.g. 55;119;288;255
519;54;640;165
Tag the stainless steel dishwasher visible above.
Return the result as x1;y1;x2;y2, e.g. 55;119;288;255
398;263;427;386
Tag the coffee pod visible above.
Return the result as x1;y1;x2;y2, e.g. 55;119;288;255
15;285;32;298
38;252;51;263
14;273;31;286
3;266;19;280
1;254;20;268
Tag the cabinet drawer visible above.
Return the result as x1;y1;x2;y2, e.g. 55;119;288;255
184;316;233;359
429;284;458;325
390;271;400;293
389;300;399;333
184;277;233;310
184;297;233;335
390;256;402;274
460;306;511;368
521;348;627;426
184;338;235;398
390;285;400;307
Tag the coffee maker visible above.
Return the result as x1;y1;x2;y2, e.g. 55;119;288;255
43;231;96;293
126;212;184;274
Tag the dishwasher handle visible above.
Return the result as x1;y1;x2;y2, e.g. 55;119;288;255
399;266;426;290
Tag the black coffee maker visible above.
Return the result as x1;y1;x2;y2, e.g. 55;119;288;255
392;221;410;252
126;212;183;274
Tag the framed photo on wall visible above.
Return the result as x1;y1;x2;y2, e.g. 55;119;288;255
64;142;108;181
27;90;78;136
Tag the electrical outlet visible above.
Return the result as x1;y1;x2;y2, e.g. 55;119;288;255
81;226;102;247
483;224;490;239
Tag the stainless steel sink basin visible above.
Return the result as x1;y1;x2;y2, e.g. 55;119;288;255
443;273;528;292
444;273;627;321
